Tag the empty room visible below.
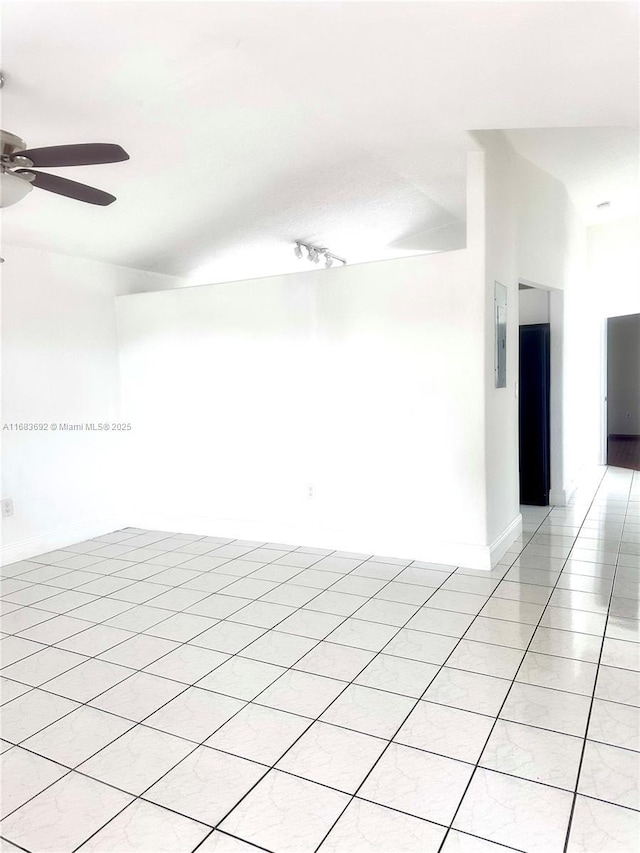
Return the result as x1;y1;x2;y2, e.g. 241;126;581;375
1;2;639;852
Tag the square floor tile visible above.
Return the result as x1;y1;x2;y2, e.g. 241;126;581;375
294;642;375;681
539;607;606;636
106;605;171;632
276;610;345;640
320;797;445;852
405;607;475;638
355;654;439;698
1;746;67;818
79;725;194;794
263;584;319;607
516;652;598;696
375;581;434;606
23;706;134;767
89;671;185;721
320;683;415;738
1;771;132;853
0;677;31;705
595;665;640;708
145;612;216;642
500;682;592;736
191;621;265;653
305;590;368;617
452;767;573;852
588;697;640;750
43;659;133;703
331;576;387;597
1;688;80;742
17;615;94;645
601;638;640;671
354;599;419;627
198;657;285;700
395;701;494;763
566;794;640;852
423;667;511;716
145;645;229;684
240;631;317;667
530;626;602;663
206;702;311;764
276;721;387;793
447;640;525;680
1;635;47;667
227;601;297;628
145;687;245;742
77;798;210;853
425;589;487;616
146;745;267;825
219;769;350;853
578;740;640;809
1;646;87;687
359;741;473;823
326;618;398;652
98;634;180;669
382;628;458;665
256;669;345;717
479;598;544;624
479;719;583;789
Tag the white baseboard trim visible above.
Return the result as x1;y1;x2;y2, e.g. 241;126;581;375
125;512;503;571
1;518;125;566
549;481;576;507
489;514;523;567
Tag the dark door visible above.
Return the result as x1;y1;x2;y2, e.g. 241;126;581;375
519;323;551;505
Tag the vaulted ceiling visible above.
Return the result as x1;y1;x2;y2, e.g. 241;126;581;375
2;1;638;283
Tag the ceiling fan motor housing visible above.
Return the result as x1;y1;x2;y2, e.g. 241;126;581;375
1;130;35;207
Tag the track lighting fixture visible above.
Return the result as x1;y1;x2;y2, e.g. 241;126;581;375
293;241;347;269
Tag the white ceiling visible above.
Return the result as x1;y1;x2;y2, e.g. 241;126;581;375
1;1;638;283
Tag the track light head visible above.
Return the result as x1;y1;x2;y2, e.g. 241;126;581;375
294;241;345;268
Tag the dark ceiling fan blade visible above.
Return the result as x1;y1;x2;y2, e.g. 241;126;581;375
16;169;116;206
14;143;129;168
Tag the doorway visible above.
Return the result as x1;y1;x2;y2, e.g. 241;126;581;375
518;285;551;505
606;313;640;471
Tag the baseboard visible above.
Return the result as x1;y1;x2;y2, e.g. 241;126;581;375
549;481;576;507
489;514;523;567
125;512;501;571
1;518;125;566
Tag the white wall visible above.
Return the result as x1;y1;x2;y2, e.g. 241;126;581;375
589;216;640;319
607;313;640;435
519;288;550;325
0;245;184;563
117;240;495;566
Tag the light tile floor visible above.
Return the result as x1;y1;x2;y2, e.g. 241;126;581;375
1;466;639;852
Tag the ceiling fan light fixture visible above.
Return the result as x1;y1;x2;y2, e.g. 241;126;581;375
294;243;304;259
0;170;34;207
325;253;334;268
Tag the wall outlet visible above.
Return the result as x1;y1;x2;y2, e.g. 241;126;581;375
1;498;14;518
306;484;315;499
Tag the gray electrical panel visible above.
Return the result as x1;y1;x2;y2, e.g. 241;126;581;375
495;282;507;388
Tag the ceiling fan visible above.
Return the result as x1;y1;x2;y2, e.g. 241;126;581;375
0;129;129;208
